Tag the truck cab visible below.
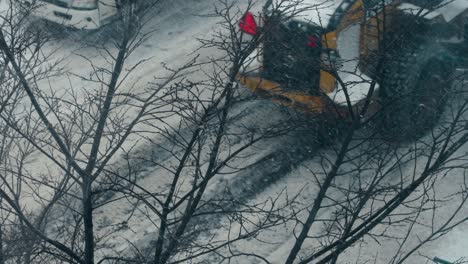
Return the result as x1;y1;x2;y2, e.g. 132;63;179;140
238;0;468;111
237;0;468;139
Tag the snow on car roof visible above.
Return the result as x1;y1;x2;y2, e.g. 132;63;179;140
270;0;343;27
400;0;468;22
398;3;442;20
437;0;468;22
270;0;468;26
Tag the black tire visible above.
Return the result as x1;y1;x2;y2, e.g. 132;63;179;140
377;43;454;141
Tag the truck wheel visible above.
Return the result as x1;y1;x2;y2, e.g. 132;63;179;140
378;44;454;141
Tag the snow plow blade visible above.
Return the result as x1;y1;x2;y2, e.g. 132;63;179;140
236;74;328;113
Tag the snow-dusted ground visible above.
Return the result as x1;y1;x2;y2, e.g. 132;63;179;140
2;0;468;263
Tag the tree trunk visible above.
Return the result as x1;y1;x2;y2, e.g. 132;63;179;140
83;181;94;264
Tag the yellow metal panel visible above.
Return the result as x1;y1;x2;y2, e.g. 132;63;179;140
237;75;281;92
236;74;328;113
320;32;337;93
322;31;337;49
319;70;336;93
360;2;399;75
337;0;365;31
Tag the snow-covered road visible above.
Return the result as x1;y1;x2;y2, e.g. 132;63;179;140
2;0;468;263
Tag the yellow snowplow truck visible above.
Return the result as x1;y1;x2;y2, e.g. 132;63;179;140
237;0;468;139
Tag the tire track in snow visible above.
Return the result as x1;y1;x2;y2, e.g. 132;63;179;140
13;0;325;258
